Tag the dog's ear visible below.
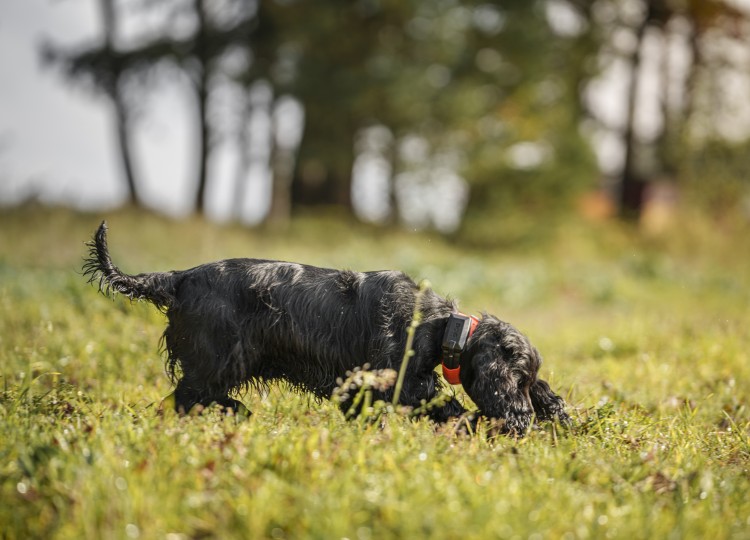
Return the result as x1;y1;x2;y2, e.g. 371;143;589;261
463;348;533;435
530;379;570;425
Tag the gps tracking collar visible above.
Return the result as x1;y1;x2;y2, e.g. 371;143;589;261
440;313;480;385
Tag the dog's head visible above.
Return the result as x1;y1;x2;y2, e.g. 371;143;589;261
460;315;542;434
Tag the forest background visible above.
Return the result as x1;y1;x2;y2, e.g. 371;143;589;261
3;0;750;236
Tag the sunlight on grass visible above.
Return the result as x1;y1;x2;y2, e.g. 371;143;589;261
1;206;749;539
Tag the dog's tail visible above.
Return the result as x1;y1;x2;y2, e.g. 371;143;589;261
83;221;177;309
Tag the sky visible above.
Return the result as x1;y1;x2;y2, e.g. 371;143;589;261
0;1;122;209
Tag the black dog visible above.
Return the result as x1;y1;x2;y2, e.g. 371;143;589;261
83;222;568;433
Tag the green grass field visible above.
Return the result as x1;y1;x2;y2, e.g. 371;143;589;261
1;206;749;539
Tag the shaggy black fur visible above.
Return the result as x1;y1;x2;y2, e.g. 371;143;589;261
83;221;569;434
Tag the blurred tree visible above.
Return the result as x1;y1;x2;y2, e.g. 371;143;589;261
44;0;259;214
394;0;598;234
42;0;141;205
258;0;405;220
191;0;212;214
47;0;750;231
564;0;750;218
43;0;602;230
617;0;749;217
116;0;259;213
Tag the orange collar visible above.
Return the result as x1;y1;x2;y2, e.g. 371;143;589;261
440;313;480;385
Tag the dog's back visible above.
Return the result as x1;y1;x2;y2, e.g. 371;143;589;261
84;222;428;397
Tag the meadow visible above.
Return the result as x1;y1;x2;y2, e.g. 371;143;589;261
1;206;749;539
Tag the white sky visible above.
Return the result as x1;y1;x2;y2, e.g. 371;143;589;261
0;0;255;220
0;0;119;208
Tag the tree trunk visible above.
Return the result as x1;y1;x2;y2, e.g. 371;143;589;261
267;95;297;227
619;11;650;218
112;88;139;205
100;0;139;206
291;112;355;213
194;73;210;214
193;0;210;214
682;17;703;132
267;142;295;227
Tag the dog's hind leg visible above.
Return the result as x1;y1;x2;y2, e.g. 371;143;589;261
163;310;252;417
172;378;250;417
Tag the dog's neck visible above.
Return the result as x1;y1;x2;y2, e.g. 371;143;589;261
440;313;480;385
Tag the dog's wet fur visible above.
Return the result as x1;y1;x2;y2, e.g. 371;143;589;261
83;221;569;434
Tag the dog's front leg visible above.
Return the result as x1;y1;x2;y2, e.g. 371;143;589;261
393;373;466;423
529;379;569;425
424;397;467;423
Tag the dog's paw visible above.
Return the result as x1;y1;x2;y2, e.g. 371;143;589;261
157;392;251;420
554;408;572;428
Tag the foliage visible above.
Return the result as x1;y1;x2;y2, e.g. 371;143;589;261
1;207;749;539
678;139;750;218
35;0;750;229
42;0;600;224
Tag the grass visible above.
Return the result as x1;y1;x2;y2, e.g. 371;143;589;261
1;205;749;539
